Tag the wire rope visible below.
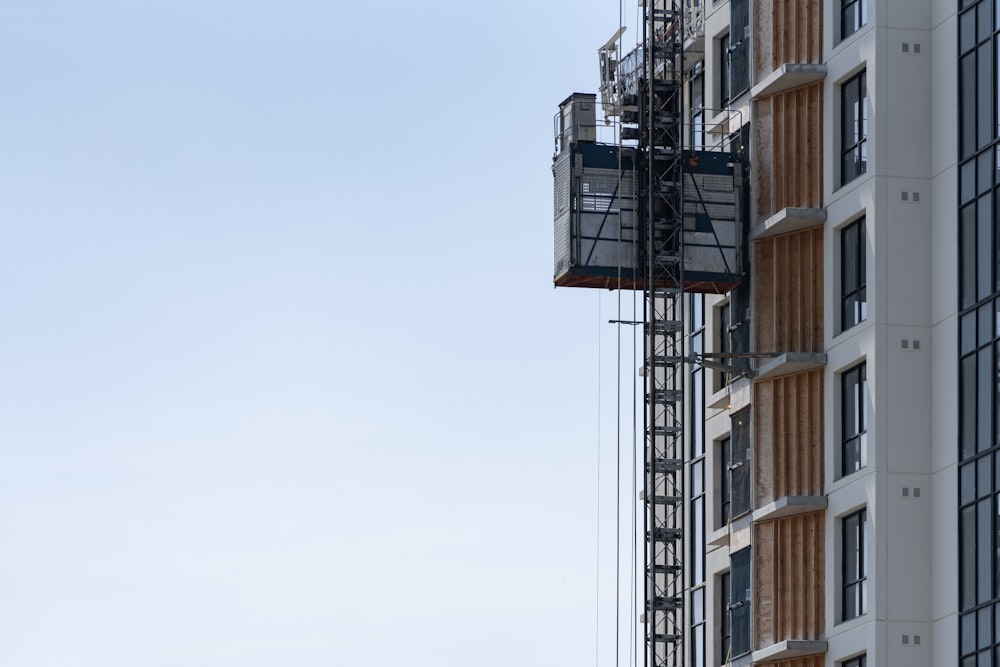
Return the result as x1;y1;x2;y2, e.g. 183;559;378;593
595;293;602;667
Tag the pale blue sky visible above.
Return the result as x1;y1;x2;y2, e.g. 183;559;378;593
0;2;645;665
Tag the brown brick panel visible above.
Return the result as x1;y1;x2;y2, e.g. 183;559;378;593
754;513;826;650
754;370;825;507
753;83;824;221
753;227;824;354
754;0;823;83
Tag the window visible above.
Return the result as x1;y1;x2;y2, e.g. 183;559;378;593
841;70;868;185
691;587;706;667
841;362;868;477
716;301;731;391
719;571;731;662
718;436;732;528
730;408;751;517
842;655;866;667
719;33;730;108
730;549;751;656
690;61;705;149
729;0;750;97
841;0;866;40
841;218;867;331
842;508;868;621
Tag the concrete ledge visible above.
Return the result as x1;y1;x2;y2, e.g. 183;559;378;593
707;525;729;547
752;495;828;522
754;352;827;380
752;640;828;663
751;63;827;98
751;207;827;240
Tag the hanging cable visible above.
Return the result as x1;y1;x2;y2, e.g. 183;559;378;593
595;292;602;667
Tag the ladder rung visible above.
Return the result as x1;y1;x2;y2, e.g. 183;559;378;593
652;320;682;334
651;595;681;611
652;355;683;364
648;458;682;473
651;563;682;574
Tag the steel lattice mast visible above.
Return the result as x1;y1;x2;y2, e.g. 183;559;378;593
641;2;685;667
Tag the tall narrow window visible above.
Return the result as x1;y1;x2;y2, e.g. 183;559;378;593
841;362;868;477
717;302;731;391
730;409;751;517
842;508;868;621
719;571;731;662
719;33;730;108
841;218;867;331
841;70;868;185
690;61;705;149
729;0;750;97
841;0;866;40
730;549;751;656
718;436;732;528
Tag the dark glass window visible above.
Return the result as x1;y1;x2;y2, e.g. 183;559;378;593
841;0;866;40
690;61;705;149
729;0;750;98
841;218;867;331
730;549;751;656
691;587;705;667
841;70;868;185
717;302;731;391
720;33;731;109
719;436;732;528
841;363;868;476
719;571;731;662
842;508;868;621
691;459;705;585
730;409;751;518
843;656;867;667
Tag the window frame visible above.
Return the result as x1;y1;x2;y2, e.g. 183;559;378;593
840;0;867;41
841;69;868;186
729;548;751;657
690;60;705;149
840;362;868;478
719;570;731;662
840;216;867;332
729;408;751;518
842;655;867;667
718;436;732;528
841;508;868;622
719;32;731;109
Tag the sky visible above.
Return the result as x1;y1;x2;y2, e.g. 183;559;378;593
0;2;648;665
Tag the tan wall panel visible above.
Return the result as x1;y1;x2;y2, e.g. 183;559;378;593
753;83;823;221
753;227;824;354
754;514;826;650
754;370;824;506
754;0;823;83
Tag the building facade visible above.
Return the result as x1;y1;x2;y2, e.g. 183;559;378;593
682;1;960;666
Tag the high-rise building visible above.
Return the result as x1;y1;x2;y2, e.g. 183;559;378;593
554;1;975;665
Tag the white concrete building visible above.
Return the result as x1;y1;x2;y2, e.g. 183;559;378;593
679;1;962;666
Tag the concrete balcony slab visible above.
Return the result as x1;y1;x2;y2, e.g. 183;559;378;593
751;63;827;99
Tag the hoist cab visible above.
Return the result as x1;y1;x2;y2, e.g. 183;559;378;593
552;93;746;294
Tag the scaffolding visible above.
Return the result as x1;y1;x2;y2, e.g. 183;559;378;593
551;3;746;665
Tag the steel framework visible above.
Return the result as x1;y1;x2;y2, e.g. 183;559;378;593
640;3;685;667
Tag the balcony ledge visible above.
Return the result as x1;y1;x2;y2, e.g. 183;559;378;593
752;495;828;522
751;207;827;240
752;640;828;663
751;63;827;99
754;352;827;380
